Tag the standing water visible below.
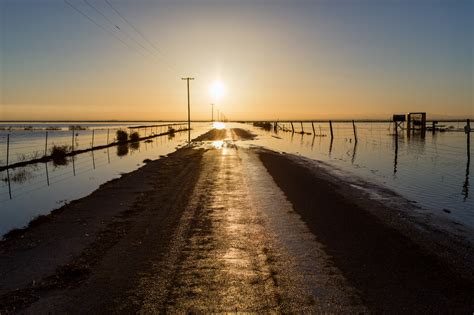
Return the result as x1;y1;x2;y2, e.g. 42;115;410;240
242;122;472;230
0;121;472;236
0;122;212;236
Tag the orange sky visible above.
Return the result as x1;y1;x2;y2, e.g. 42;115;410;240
1;1;472;121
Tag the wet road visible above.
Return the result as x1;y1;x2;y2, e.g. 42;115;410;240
139;129;365;312
3;128;473;313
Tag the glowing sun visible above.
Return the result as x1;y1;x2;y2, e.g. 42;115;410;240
209;81;226;100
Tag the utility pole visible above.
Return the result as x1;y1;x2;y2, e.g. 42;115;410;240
181;77;194;142
211;103;214;122
217;109;220;122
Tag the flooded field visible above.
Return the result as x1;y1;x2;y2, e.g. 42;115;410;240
0;121;472;236
0;122;212;235
243;121;472;230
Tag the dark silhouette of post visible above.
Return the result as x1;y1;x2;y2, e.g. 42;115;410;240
182;77;194;142
6;134;9;167
466;119;471;166
211;103;214;122
352;120;358;143
463;119;470;200
45;131;48;157
71;127;75;152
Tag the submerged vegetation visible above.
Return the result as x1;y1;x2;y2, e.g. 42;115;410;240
68;125;87;131
116;144;129;157
50;145;71;166
116;130;128;143
130;131;140;142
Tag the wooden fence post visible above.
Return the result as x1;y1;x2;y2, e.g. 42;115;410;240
311;122;315;135
352;120;358;142
107;129;110;145
329;121;334;139
45;131;48;156
290;122;295;133
71;127;75;152
6;134;9;167
300;121;304;133
91;129;95;148
467;119;471;163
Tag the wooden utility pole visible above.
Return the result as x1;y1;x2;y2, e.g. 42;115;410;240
211;103;214;122
182;77;194;142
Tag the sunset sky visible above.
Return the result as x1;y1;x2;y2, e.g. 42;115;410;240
1;0;472;121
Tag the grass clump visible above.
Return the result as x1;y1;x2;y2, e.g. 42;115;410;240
130;131;140;142
116;130;128;143
50;145;71;165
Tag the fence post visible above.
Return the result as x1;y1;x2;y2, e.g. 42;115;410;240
312;122;315;135
44;131;48;156
6;134;10;167
107;128;110;145
290;122;295;133
329;121;334;139
91;129;95;148
467;119;471;163
352;120;358;142
300;121;304;133
71;127;75;152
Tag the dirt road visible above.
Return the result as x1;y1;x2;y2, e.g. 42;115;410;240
0;128;472;313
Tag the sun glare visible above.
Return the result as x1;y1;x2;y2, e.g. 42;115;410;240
213;122;225;129
209;81;226;100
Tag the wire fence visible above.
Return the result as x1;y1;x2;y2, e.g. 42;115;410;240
0;123;189;168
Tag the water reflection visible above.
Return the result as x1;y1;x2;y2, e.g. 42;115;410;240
463;134;470;200
213;122;225;130
351;140;357;164
45;162;50;186
212;140;224;149
247;122;472;229
117;144;129;157
129;141;140;151
393;130;399;175
7;169;11;199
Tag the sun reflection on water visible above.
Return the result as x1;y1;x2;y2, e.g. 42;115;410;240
212;140;224;149
213;122;225;129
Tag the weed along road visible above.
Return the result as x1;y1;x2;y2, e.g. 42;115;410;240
0;128;473;313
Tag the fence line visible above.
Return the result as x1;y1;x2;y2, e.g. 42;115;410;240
0;123;189;171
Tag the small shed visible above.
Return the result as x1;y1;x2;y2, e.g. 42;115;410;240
407;112;426;133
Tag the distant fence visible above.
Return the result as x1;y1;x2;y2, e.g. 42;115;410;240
0;123;189;171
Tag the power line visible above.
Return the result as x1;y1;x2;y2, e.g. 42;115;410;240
103;0;211;89
104;0;164;56
64;0;136;52
83;0;159;59
103;0;181;73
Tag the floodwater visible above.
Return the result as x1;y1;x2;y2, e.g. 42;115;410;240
242;121;472;230
0;121;472;236
0;122;211;236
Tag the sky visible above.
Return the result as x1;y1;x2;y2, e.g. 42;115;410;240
0;0;473;121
